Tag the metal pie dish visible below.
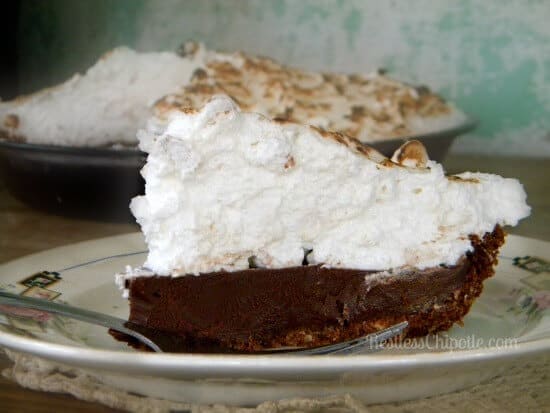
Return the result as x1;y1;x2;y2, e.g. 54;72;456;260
0;118;476;221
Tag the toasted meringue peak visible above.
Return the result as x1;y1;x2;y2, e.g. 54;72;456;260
177;40;201;58
308;126;389;165
391;140;429;168
2;114;19;130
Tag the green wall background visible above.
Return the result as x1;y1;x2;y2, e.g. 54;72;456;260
16;0;550;156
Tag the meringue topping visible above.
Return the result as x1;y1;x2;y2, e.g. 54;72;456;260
155;42;467;143
1;43;466;147
130;95;530;277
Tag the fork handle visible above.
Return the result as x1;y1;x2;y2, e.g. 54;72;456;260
0;290;162;352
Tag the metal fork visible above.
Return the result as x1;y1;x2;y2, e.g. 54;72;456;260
0;291;407;354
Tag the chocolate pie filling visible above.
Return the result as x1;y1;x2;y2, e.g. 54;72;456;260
115;226;504;353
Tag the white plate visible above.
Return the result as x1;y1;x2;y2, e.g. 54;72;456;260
0;233;549;405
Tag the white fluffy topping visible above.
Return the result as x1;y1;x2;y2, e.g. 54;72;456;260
131;95;530;276
0;47;205;147
1;43;465;147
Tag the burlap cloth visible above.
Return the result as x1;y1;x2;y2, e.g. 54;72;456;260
3;349;549;413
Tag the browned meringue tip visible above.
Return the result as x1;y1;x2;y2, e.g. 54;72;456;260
3;114;19;130
391;140;429;168
177;40;200;57
309;125;389;164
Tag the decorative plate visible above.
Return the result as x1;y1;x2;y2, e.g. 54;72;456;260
0;232;548;405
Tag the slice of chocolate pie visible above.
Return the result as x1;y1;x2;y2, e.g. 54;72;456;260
115;95;529;353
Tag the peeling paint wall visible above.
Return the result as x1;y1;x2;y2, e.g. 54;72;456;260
16;0;550;156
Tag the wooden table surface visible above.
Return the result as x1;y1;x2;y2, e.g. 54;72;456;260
0;154;548;412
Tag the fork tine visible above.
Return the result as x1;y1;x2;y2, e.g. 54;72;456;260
295;321;408;355
327;321;408;355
